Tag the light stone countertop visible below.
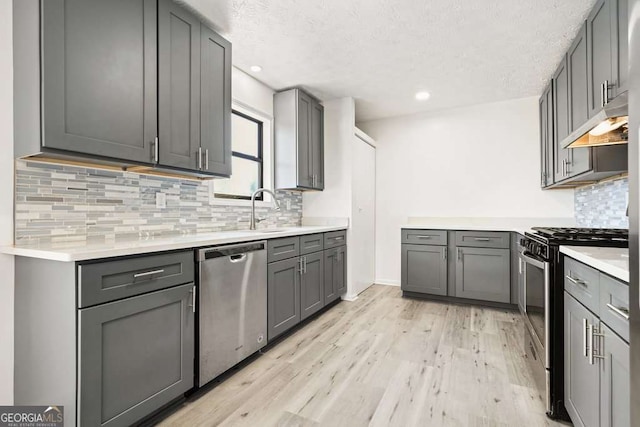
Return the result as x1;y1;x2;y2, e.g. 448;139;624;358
401;217;577;236
559;246;629;282
1;225;348;262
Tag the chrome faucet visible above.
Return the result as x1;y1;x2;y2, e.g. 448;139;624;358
250;188;281;230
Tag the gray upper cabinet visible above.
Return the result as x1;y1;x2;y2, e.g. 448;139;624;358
401;244;448;296
587;0;614;118
553;56;572;183
564;292;600;427
455;247;510;303
267;257;301;341
300;252;325;321
41;0;157;163
199;25;232;176
78;283;195;427
600;323;630;427
158;0;232;176
274;89;325;191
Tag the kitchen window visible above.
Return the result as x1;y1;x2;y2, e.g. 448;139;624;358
214;110;265;201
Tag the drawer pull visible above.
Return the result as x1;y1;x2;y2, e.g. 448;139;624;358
606;303;630;320
416;235;432;239
133;269;165;279
334;236;344;241
566;275;586;287
474;237;491;242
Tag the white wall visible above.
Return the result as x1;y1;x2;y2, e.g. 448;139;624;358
0;0;14;405
232;66;274;117
358;96;575;285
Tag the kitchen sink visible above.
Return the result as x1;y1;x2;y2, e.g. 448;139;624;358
253;228;298;233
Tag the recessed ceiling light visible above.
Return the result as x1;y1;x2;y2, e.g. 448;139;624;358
250;65;262;73
415;91;431;101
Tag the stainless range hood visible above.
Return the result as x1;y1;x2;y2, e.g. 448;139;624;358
561;91;629;148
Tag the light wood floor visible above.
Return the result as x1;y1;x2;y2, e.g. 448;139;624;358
158;285;566;427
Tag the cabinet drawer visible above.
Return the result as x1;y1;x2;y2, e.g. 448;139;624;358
78;251;194;308
324;230;347;249
401;229;447;246
600;274;629;342
300;233;324;255
455;231;510;249
268;237;300;263
564;257;600;315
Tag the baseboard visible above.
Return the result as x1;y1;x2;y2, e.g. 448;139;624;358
342;294;359;302
374;279;400;287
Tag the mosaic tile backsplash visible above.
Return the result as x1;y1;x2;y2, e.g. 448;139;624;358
15;160;303;244
575;177;629;228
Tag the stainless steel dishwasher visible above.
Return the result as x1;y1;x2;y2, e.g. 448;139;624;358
197;241;267;386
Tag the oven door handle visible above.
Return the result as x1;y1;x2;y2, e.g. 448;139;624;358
520;252;547;270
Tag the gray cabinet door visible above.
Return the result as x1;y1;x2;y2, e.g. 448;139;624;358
158;0;201;170
545;84;555;186
564;293;600;427
569;23;589;133
268;257;301;340
553;56;571;183
401;244;447;296
296;92;313;188
41;0;157;163
335;246;347;295
200;24;232;176
612;0;628;96
455;247;510;303
311;100;325;189
587;0;614;118
300;252;324;321
600;323;630;427
324;249;339;304
78;283;195;427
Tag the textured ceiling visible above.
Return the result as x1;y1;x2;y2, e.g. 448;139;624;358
182;0;597;121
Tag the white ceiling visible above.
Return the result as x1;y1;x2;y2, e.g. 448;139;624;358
182;0;597;122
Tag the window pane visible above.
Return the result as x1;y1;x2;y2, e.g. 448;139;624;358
232;113;259;157
214;157;261;198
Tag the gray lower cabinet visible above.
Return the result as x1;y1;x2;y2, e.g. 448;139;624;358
41;0;157;163
455;247;510;303
267;257;301;341
565;292;600;427
300;251;325;321
564;290;630;427
78;283;195;427
324;246;347;304
401;244;447;296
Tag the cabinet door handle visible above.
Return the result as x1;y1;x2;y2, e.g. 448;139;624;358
198;147;203;170
588;324;605;365
565;274;586;287
583;318;589;357
457;248;462;261
205;149;209;170
606;303;630;320
298;257;304;274
133;269;165;279
442;249;447;260
303;256;307;274
601;82;605;108
153;136;159;163
188;285;196;313
603;80;610;107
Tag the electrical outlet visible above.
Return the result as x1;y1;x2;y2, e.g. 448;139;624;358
155;192;166;209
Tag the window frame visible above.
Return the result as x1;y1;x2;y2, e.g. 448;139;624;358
214;109;265;201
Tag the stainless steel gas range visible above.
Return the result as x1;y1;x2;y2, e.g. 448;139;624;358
519;227;628;421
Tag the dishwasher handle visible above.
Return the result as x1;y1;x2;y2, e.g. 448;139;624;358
197;241;266;262
229;254;247;263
